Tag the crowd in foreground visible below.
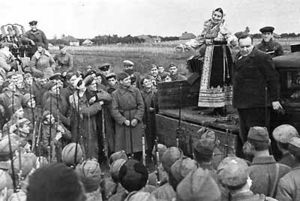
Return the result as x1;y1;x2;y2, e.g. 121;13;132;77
1;123;300;201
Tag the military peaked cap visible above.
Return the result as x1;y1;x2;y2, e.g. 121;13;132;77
29;20;38;26
259;26;274;33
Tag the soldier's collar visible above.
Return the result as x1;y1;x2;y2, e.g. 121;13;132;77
252;155;276;165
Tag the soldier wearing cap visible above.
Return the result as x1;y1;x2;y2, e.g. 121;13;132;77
53;45;74;72
148;143;168;187
106;73;118;94
98;63;112;77
276;137;300;201
122;60;142;89
170;157;198;189
42;81;70;128
140;75;158;157
168;64;186;81
233;33;282;144
148;64;161;87
150;147;182;201
111;72;145;158
85;74;112;163
22;21;48;58
177;167;221;201
101;158;127;200
246;126;290;197
272;124;299;167
256;26;283;57
217;156;275;201
75;159;103;201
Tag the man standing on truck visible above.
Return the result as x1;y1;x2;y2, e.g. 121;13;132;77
256;26;284;57
22;20;48;58
233;33;282;143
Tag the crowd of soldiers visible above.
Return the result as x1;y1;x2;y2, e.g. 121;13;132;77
0;19;300;201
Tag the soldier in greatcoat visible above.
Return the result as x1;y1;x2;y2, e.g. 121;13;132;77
111;72;145;158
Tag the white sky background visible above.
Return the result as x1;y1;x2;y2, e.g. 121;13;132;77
1;0;299;39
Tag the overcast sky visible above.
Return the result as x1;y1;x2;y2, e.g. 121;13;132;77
1;0;299;39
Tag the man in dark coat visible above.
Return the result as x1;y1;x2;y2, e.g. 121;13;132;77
233;34;282;143
111;72;145;159
256;26;284;57
22;20;48;58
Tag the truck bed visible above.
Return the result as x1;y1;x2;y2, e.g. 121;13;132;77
155;107;240;156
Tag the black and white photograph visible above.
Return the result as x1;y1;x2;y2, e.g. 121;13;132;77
0;0;299;201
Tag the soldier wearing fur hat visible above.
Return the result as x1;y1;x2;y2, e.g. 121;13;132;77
22;21;48;58
272;124;299;167
256;26;283;57
111;72;145;157
53;45;74;72
276;137;300;201
118;159;153;200
246;126;291;197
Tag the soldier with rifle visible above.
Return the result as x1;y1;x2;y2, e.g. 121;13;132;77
84;74;112;163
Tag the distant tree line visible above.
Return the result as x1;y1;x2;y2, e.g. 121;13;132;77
91;35;145;45
48;32;300;46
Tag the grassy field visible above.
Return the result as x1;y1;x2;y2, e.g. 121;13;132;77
50;37;299;75
51;44;195;75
